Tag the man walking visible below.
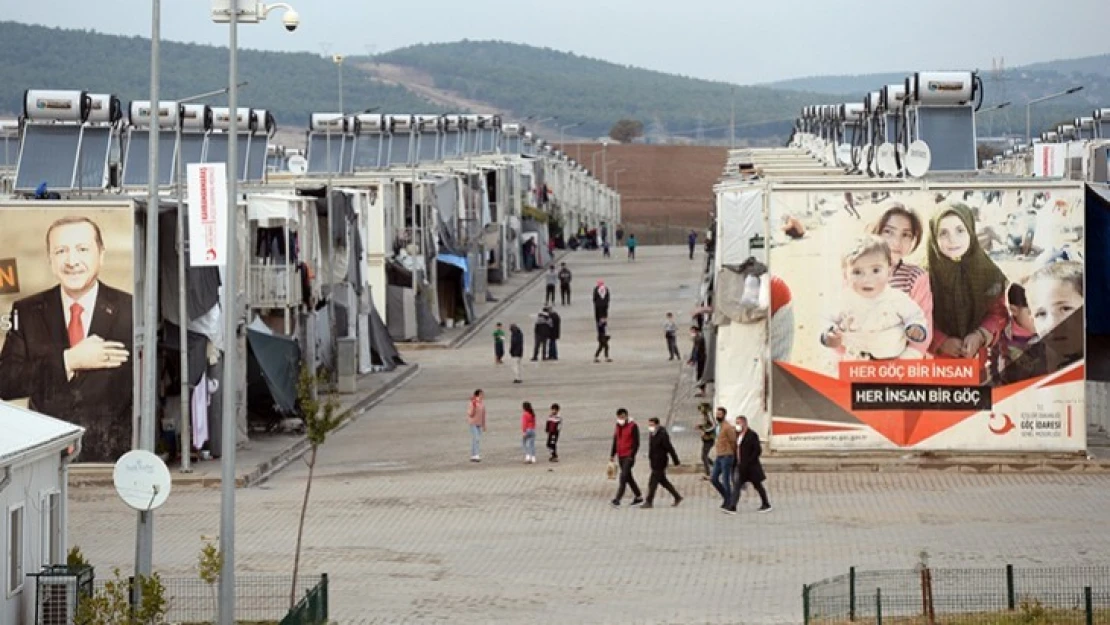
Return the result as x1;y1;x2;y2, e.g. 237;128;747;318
688;229;697;260
696;402;716;479
710;407;738;512
532;308;551;361
626;233;637;261
466;389;486;462
687;325;708;397
592;280;611;322
546;306;561;361
544;265;558;306
558;262;572;305
731;416;772;513
642;417;682;509
609;408;643;507
509;323;524;384
664;312;681;360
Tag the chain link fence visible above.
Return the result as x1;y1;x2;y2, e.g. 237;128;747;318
804;565;1110;624
93;573;325;624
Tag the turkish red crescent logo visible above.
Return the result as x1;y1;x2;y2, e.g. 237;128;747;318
988;413;1015;435
206;248;217;261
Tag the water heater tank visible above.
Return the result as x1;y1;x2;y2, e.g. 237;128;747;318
309;112;347;133
129;99;180;128
909;71;975;105
212;107;256;132
881;84;907;111
86;94;123;124
24;90;92;123
179;104;213;132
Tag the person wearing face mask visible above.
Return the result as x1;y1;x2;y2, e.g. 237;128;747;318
710;407;737;512
730;416;771;513
642;417;682;509
609;408;643;507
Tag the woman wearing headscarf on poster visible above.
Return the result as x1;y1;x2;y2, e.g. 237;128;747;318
869;203;933;357
925;204;1008;380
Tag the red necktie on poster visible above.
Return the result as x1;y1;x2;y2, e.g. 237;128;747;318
68;303;84;347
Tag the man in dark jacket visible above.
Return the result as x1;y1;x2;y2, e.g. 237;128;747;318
558;263;572;305
609;408;643;507
730;416;772;512
687;326;708;397
642;417;682;509
592;280;611;322
546;306;561;361
509;323;524;384
531;309;551;361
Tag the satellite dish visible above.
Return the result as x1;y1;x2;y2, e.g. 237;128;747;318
287;154;308;175
877;143;899;176
904;140;932;177
835;143;852;167
113;450;172;512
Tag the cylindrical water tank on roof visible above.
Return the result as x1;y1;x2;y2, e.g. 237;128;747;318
254;109;276;135
415;114;442;131
1095;108;1110;121
212;107;256;132
864;91;882;114
840;102;865;120
387;114;414;132
881;84;907;111
179;104;213;132
130;100;180;128
24;90;92;123
87;94;123;124
357;113;387;133
309;112;346;133
442;115;462;131
502;123;522;137
908;71;976;105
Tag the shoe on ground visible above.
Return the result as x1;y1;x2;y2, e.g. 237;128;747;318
594;358;600;363
640;502;654;509
673;496;683;507
610;499;620;508
758;505;773;513
605;358;613;362
723;507;737;515
513;379;522;384
470;456;480;462
630;497;644;507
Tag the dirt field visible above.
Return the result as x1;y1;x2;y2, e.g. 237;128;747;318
562;143;726;243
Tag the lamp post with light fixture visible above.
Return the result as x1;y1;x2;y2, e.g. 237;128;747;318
1026;86;1084;144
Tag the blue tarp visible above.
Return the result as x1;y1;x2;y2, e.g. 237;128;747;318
437;253;470;293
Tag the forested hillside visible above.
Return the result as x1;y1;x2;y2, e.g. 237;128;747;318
0;21;444;126
374;40;824;141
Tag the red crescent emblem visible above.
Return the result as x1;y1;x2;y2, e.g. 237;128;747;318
988;413;1015;435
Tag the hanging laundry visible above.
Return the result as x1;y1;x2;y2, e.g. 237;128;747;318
191;376;219;450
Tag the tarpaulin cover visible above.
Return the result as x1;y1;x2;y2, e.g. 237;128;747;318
718;188;766;265
1086;184;1110;383
369;297;404;369
437;254;470;293
247;323;301;417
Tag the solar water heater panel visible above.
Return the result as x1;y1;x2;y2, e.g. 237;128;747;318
14;124;80;191
75;126;112;190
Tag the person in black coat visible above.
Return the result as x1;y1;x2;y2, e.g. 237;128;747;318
531;309;551;361
592;280;611;321
546;306;561;361
730;416;772;512
509;323;524;384
687;326;708;397
642;417;682;508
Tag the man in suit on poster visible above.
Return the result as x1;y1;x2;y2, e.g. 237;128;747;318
0;216;133;462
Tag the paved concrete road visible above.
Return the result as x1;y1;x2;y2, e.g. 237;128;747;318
69;247;1110;624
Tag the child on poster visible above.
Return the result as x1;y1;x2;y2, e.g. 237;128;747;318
925;204;1008;375
819;236;928;361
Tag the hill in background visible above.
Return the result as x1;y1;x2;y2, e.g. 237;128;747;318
0;20;1105;143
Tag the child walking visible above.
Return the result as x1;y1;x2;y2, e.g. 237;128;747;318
521;401;537;464
545;403;563;462
594;317;612;363
492;322;506;364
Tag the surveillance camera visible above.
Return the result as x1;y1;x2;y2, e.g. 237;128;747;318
282;9;300;32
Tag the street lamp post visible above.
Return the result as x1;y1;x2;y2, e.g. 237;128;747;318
210;3;299;624
975;101;1011;139
1026;86;1084;144
559;121;582;153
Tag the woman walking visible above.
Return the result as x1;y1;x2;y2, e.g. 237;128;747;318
467;389;487;462
521;401;537;464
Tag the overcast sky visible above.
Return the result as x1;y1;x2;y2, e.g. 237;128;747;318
7;1;1108;84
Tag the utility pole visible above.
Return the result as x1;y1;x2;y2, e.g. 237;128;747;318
730;87;736;148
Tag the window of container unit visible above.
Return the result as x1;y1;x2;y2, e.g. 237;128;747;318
41;491;61;566
7;503;24;596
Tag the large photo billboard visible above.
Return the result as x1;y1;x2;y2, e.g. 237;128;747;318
769;185;1085;451
0;202;134;462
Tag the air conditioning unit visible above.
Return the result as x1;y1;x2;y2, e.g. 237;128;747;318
31;565;94;625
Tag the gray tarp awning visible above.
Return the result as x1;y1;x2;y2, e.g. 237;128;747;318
247;325;301;417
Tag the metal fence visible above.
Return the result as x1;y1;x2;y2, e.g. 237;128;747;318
93;573;325;624
280;573;328;625
804;565;1110;624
